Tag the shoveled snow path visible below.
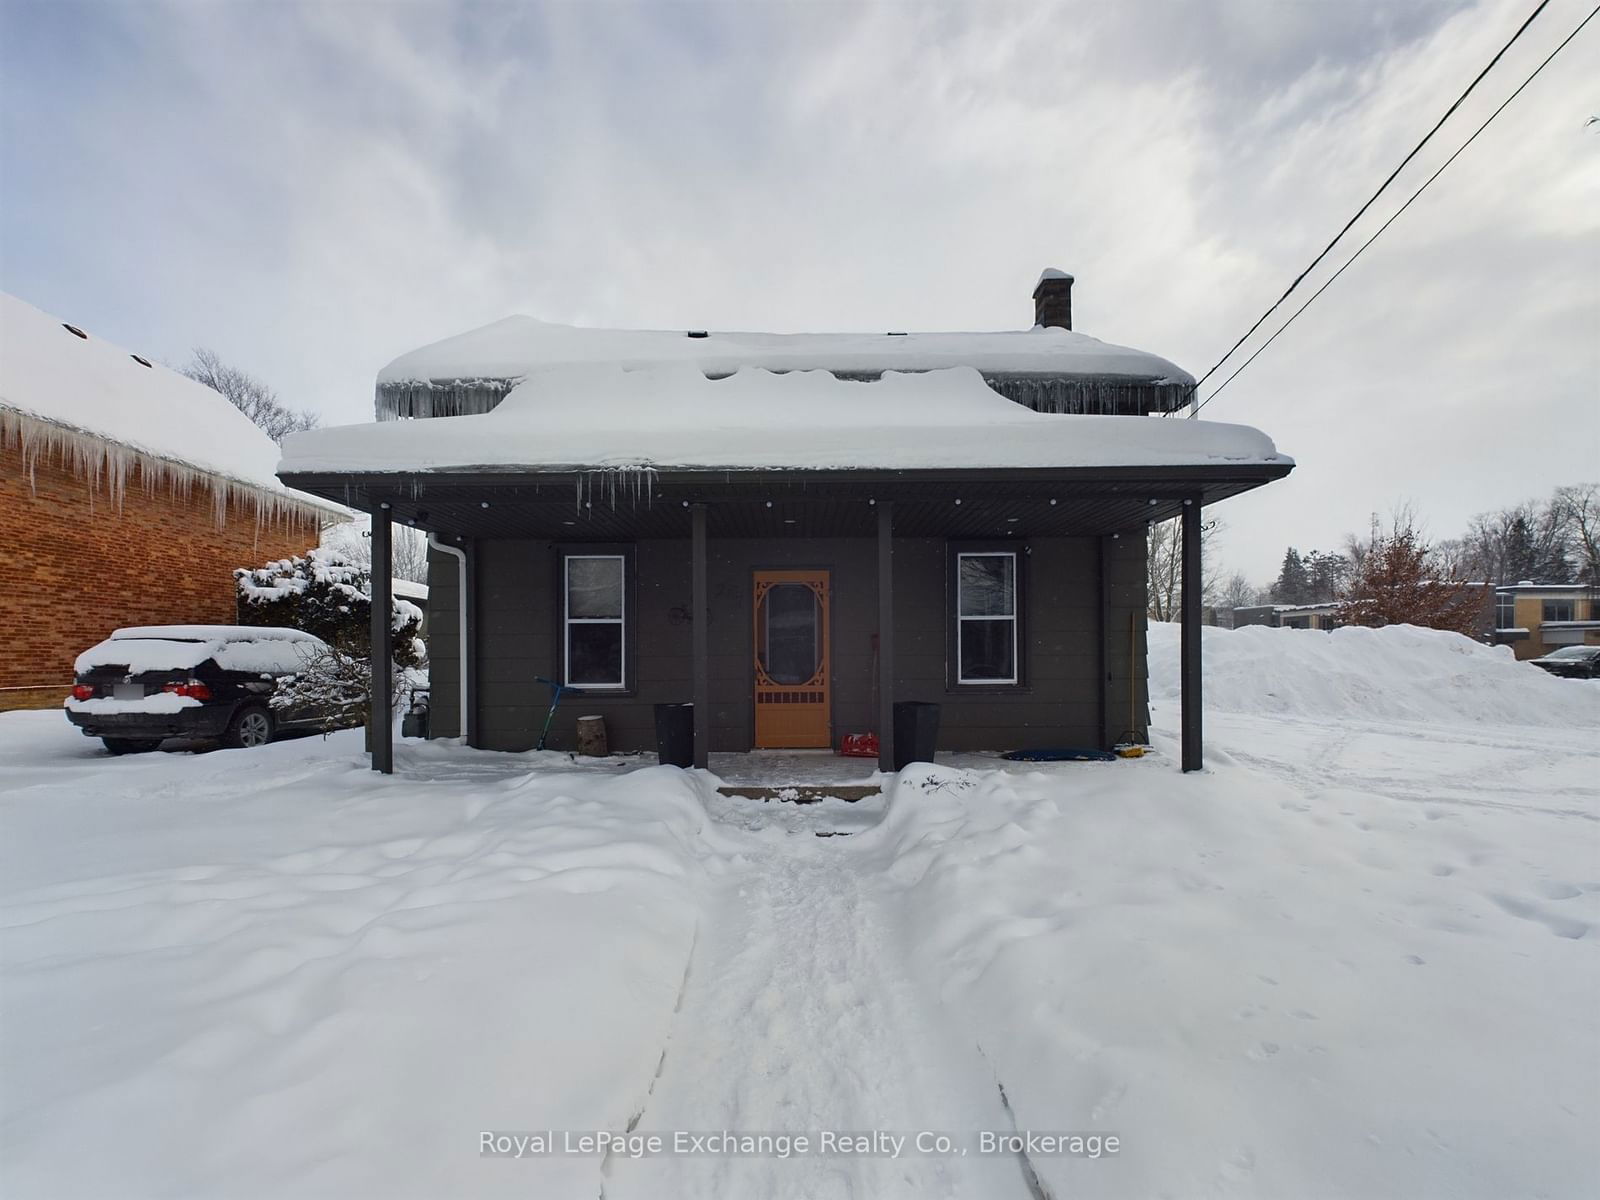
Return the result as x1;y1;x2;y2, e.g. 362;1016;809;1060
605;827;1030;1200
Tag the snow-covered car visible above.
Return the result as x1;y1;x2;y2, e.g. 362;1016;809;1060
1528;645;1600;679
64;625;346;754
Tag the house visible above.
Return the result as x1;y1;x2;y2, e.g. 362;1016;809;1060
0;293;342;710
1230;602;1340;631
278;272;1293;773
1494;582;1600;659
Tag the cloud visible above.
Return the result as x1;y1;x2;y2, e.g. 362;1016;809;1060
2;0;1594;581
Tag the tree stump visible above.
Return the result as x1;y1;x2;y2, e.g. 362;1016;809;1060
576;714;608;757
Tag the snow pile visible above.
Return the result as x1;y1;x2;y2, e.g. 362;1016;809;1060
75;626;327;676
0;292;336;525
377;314;1195;387
1147;621;1600;729
857;735;1597;1199
0;724;731;1199
282;364;1286;475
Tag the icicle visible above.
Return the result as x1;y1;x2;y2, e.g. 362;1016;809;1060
1;405;334;536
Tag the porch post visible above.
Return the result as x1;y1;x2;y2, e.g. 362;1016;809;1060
370;505;394;775
463;539;478;749
1180;496;1203;773
691;503;709;770
1098;535;1111;751
877;501;895;773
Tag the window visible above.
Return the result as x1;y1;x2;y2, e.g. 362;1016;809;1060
1543;600;1575;623
1494;593;1515;631
564;554;626;687
956;551;1019;684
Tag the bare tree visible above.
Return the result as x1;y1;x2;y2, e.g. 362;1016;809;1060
181;347;318;444
1147;516;1219;621
1554;483;1600;584
1218;572;1258;611
322;517;429;586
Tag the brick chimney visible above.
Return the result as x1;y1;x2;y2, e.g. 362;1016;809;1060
1032;269;1074;330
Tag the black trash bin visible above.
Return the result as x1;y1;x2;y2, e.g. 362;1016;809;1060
892;701;941;771
654;702;695;768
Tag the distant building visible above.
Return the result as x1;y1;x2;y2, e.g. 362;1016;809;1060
0;294;342;710
1493;583;1600;660
1228;602;1339;631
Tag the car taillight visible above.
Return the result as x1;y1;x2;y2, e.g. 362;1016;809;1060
71;684;95;701
162;680;213;701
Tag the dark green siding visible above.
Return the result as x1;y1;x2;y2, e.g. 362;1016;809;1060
426;534;1149;754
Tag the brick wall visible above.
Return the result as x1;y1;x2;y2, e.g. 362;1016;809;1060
1;444;326;706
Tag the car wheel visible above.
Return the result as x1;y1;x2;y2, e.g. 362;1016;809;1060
225;705;275;750
102;737;162;755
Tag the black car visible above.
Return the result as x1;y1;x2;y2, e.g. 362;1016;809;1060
1529;645;1600;680
65;625;342;754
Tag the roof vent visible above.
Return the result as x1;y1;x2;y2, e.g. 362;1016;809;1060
686;330;708;339
1032;269;1074;330
62;323;88;339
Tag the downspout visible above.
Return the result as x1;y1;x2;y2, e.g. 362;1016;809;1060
427;535;469;740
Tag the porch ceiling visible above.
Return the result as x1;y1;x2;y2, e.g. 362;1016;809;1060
280;465;1289;542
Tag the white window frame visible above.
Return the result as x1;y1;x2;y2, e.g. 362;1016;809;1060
956;551;1019;686
563;554;627;689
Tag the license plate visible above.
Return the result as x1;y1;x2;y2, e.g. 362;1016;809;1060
113;684;144;700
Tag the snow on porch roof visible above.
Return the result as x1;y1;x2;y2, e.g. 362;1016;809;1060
280;364;1289;476
376;314;1196;387
0;292;341;521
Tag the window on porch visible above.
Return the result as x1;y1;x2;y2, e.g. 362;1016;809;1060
564;554;626;687
955;551;1019;685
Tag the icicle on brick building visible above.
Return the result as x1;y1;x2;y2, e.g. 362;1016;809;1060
0;293;343;709
280;272;1294;773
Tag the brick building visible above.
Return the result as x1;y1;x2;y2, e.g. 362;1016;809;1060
0;293;341;710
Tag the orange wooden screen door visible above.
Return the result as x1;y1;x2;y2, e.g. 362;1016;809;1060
753;569;831;748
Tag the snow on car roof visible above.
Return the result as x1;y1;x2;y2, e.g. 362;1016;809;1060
283;364;1287;476
376;314;1195;387
77;626;327;677
110;626;322;642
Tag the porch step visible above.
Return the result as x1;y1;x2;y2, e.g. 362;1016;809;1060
715;784;882;804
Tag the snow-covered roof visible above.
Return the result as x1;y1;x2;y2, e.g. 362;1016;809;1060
0;292;340;521
376;315;1194;388
281;364;1288;476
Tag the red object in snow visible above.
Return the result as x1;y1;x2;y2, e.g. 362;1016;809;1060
839;732;879;758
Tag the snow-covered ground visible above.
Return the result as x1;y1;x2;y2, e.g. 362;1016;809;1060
2;625;1596;1198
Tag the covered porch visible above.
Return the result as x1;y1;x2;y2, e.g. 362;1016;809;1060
282;464;1286;778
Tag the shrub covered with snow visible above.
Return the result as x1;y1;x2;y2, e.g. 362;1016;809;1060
235;548;423;669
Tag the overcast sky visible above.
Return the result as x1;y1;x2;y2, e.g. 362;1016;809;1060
3;0;1595;583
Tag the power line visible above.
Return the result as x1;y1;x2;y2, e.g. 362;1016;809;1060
1188;0;1551;399
1193;2;1599;417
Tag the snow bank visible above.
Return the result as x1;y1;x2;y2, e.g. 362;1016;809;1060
0;721;732;1199
0;293;337;523
75;626;326;676
377;314;1195;387
282;364;1286;475
1148;621;1600;729
857;740;1597;1198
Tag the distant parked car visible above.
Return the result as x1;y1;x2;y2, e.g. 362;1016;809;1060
65;625;350;754
1529;646;1600;680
